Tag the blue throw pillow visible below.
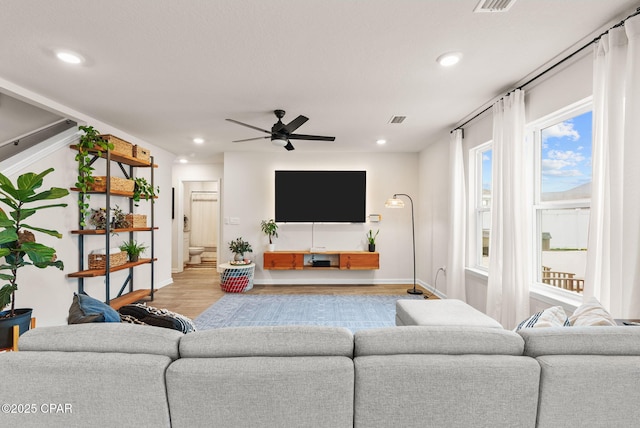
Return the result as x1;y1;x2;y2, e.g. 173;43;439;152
75;292;121;323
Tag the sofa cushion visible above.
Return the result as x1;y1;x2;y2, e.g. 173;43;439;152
179;325;354;358
354;326;525;357
167;356;354;428
1;351;173;427
119;303;196;333
519;326;640;357
569;296;616;326
68;292;121;323
515;305;570;331
18;323;183;360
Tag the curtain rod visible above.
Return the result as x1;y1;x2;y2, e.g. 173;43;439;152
451;6;640;134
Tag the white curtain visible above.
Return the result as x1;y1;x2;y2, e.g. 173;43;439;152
585;14;640;318
486;89;531;329
190;192;217;248
446;129;467;300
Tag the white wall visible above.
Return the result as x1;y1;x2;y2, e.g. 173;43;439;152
0;128;175;326
222;151;419;285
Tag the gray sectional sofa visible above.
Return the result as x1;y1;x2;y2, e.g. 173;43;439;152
2;323;640;427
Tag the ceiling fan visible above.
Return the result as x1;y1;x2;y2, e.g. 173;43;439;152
226;109;335;151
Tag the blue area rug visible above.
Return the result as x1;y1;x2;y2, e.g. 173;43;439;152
194;294;423;333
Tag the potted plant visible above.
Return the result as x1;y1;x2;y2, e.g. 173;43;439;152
366;229;379;252
88;205;128;231
0;168;68;348
119;240;148;262
75;125;113;226
132;177;159;206
228;237;252;262
260;219;278;251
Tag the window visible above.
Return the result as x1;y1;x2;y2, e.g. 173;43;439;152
470;142;492;270
533;102;592;294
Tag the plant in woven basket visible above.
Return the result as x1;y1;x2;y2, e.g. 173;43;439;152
132;177;159;206
0;168;69;318
75;125;114;226
119;240;147;262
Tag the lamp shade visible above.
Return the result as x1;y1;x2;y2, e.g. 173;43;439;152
385;197;405;208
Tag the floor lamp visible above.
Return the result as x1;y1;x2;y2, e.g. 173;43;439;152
385;193;424;296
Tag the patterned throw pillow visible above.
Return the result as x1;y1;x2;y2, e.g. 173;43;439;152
119;303;196;333
515;306;570;331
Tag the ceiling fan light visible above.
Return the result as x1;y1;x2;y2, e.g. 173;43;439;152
272;138;288;147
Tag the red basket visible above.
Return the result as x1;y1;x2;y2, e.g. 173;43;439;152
220;275;250;293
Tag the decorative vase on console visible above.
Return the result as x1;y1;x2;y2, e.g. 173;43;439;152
234;253;244;262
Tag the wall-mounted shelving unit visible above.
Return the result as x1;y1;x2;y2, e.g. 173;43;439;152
68;144;157;309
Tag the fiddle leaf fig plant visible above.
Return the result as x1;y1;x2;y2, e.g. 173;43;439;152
75;125;113;226
0;168;69;318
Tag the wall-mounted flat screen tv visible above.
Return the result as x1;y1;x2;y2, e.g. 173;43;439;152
275;170;366;223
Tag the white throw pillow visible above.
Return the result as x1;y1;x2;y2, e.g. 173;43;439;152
569;296;616;326
515;306;570;331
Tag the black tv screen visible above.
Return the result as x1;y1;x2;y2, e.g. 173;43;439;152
275;170;366;223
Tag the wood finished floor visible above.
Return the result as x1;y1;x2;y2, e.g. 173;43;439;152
149;267;436;319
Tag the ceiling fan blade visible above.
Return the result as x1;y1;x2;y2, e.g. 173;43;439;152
232;136;270;143
284;141;295;151
226;118;272;134
281;115;308;134
288;133;336;141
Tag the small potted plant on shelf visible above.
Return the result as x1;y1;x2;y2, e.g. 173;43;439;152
366;229;379;252
119;240;148;262
228;237;252;263
75;125;113;226
0;168;68;348
88;205;129;231
132;177;159;206
260;219;278;252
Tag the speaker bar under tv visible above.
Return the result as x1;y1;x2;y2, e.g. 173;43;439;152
275;170;366;223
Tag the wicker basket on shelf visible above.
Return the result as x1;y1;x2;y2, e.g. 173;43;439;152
89;176;135;193
99;134;133;157
133;145;151;162
88;250;127;270
125;214;147;228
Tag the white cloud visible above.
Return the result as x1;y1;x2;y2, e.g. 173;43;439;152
542;121;580;143
543;168;582;177
547;150;585;163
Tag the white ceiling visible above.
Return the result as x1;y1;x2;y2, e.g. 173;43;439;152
1;0;638;163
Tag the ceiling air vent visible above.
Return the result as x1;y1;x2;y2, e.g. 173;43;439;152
389;115;406;124
474;0;517;13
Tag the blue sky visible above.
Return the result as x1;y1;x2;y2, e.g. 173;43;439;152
481;110;592;194
541;110;592;193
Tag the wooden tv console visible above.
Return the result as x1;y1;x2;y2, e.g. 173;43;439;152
263;251;379;270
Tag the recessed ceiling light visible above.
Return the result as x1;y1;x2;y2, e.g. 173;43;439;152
55;50;84;64
193;138;204;144
179;159;188;164
437;52;462;67
376;139;387;145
